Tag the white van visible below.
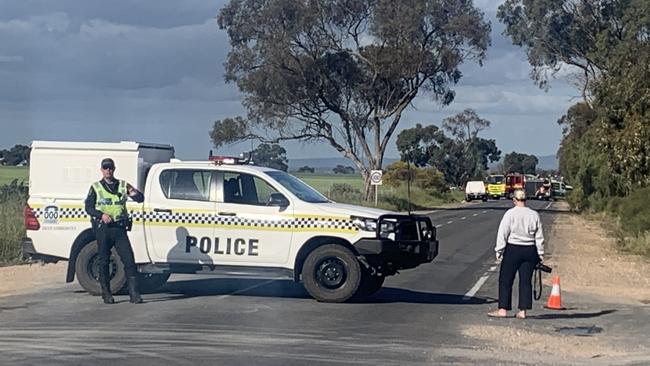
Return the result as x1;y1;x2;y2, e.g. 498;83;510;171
465;181;487;202
23;141;439;302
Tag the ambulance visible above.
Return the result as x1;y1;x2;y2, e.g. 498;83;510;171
22;141;439;303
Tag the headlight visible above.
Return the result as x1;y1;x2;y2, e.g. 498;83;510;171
351;216;377;232
379;221;396;239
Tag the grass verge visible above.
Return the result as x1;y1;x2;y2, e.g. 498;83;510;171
581;186;650;258
0;181;27;266
0;166;28;186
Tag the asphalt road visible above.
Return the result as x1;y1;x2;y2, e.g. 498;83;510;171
0;200;560;365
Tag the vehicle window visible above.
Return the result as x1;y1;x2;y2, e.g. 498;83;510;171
159;169;212;201
223;172;279;205
265;171;329;203
488;176;504;184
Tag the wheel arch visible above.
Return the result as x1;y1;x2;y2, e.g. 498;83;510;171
66;228;96;283
293;235;357;282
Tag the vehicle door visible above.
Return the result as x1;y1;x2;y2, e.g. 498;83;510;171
212;170;293;266
145;167;216;264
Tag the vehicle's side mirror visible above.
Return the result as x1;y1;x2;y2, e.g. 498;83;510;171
268;193;289;207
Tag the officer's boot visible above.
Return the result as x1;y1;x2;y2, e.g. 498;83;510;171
127;276;143;304
99;269;114;304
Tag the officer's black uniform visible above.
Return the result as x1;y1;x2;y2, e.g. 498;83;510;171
85;178;144;304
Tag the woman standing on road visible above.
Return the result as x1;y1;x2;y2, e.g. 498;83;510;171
488;189;544;319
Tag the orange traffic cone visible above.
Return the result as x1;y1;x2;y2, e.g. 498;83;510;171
545;275;565;310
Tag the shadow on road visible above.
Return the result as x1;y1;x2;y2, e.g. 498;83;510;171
143;278;497;305
144;278;310;302
528;309;617;320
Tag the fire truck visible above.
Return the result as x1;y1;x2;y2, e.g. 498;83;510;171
505;173;525;198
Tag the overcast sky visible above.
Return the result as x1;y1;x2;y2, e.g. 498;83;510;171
0;0;578;160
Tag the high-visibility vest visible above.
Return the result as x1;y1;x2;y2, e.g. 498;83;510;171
92;180;128;220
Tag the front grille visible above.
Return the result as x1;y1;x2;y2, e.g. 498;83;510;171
397;221;419;241
377;214;434;242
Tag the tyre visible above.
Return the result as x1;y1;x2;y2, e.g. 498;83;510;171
138;273;171;293
75;241;127;296
465;195;472;202
302;244;362;303
356;271;386;299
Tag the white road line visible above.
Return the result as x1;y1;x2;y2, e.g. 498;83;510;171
463;264;501;301
482;210;488;213
544;202;552;209
435;224;443;228
447;221;453;224
463;274;490;301
473;213;478;217
216;279;276;300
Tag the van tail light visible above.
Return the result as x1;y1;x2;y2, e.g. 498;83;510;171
24;205;40;231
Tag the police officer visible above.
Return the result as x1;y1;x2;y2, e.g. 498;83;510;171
84;158;144;304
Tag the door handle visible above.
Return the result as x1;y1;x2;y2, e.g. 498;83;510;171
153;208;173;213
218;212;237;216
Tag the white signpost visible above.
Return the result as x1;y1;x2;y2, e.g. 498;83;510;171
370;170;383;207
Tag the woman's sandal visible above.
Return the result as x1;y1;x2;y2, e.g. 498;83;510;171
515;311;526;319
487;310;508;318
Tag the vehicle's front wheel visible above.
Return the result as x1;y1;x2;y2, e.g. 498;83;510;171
75;241;127;295
302;244;361;303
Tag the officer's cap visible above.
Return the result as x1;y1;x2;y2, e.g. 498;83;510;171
101;158;115;169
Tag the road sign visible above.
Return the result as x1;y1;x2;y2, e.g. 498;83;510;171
370;170;383;185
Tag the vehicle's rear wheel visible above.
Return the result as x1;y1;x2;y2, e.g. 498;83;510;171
302;244;361;303
138;273;171;293
75;241;127;295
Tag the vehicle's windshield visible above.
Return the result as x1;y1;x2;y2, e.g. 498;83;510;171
487;175;504;184
265;171;330;203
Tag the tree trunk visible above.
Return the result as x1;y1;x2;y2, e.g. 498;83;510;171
362;169;372;202
364;178;376;202
363;160;383;202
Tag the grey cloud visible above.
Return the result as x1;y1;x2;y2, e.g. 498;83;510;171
0;12;232;100
0;0;228;28
411;82;576;117
0;0;575;160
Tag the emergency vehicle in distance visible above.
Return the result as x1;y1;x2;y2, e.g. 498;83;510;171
485;174;506;200
22;141;439;303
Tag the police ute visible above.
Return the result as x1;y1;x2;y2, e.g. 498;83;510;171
23;141;439;302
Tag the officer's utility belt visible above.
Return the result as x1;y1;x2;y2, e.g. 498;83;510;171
96;217;133;231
